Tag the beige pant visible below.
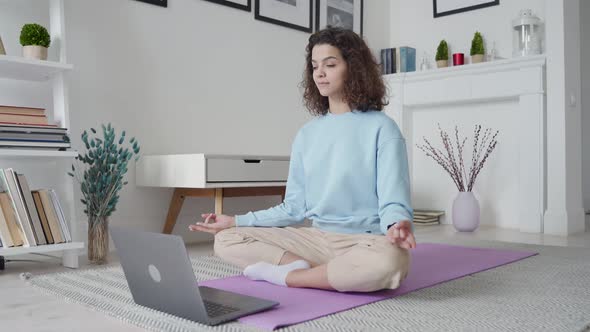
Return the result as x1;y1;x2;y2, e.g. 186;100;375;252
214;226;411;293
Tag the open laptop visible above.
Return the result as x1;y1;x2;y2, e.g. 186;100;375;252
110;226;279;326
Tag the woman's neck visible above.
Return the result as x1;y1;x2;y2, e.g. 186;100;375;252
328;97;351;114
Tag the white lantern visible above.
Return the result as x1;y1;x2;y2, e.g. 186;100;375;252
512;9;543;57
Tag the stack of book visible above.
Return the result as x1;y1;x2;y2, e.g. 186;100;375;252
413;209;445;226
380;46;416;75
0;105;70;150
0;168;72;248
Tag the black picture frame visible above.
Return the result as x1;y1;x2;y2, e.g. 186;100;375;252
255;0;313;33
315;0;363;37
433;0;499;18
134;0;167;7
204;0;252;11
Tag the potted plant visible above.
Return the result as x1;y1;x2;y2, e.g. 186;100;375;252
68;124;140;264
470;31;485;63
416;124;499;232
20;23;51;60
435;40;449;68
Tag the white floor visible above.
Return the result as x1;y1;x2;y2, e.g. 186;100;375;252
1;224;589;332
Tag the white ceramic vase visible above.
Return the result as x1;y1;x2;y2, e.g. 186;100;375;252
23;45;48;60
451;191;480;232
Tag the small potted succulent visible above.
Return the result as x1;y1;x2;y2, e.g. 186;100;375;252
436;40;449;68
20;23;51;60
470;31;485;64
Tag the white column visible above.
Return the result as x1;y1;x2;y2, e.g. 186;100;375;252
543;0;586;235
517;91;544;233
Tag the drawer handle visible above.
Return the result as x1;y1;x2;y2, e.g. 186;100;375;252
243;159;261;163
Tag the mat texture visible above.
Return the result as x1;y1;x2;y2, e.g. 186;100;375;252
201;243;537;330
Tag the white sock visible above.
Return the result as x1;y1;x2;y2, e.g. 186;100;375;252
243;260;310;286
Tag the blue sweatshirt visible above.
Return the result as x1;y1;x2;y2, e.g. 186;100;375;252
235;109;413;235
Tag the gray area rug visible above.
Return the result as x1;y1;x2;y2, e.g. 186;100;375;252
29;240;590;332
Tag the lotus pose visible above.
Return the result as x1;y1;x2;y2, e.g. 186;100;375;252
190;27;416;293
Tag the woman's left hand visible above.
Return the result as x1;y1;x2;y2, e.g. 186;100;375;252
386;220;416;249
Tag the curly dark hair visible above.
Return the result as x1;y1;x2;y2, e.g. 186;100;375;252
301;27;388;116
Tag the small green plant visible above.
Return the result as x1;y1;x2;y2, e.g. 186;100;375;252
436;40;448;61
68;124;140;220
470;31;485;56
19;23;51;48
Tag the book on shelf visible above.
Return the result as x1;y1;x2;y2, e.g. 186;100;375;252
399;46;416;73
414;216;440;222
0;121;58;128
415;209;445;215
0;169;36;246
16;173;46;245
0;125;70;150
413;220;440;226
0;140;71;149
0;105;45;116
412;208;445;226
37;189;65;244
380;48;397;75
0;193;25;246
0;202;14;247
391;48;397;74
32;191;54;244
0;132;68;141
0;169;72;248
0;124;66;133
50;189;71;242
0;113;49;126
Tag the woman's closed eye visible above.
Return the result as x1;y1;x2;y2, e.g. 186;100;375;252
312;64;336;70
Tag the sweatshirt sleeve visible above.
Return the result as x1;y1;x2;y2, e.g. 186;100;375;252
235;131;307;227
377;138;414;234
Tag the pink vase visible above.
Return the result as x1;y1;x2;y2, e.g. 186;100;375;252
452;191;480;232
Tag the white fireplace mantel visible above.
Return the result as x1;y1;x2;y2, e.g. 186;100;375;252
384;55;546;233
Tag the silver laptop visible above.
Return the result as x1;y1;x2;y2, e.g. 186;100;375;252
110;226;279;326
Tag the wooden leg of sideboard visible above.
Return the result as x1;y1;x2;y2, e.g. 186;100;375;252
215;188;223;215
163;188;185;234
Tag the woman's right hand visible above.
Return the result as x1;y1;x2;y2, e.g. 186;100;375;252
188;213;236;234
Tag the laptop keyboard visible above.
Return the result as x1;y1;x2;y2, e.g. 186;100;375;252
203;300;240;318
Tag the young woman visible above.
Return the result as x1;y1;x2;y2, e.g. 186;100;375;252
189;27;416;293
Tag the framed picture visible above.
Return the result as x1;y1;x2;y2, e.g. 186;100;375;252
433;0;499;18
316;0;363;36
204;0;251;11
255;0;313;33
134;0;167;7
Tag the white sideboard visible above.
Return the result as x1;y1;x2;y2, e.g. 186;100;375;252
135;154;289;233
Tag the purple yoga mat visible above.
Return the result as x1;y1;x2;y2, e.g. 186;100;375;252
200;242;537;330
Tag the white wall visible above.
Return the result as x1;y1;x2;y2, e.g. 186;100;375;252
60;0;391;244
389;0;545;65
581;0;590;227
